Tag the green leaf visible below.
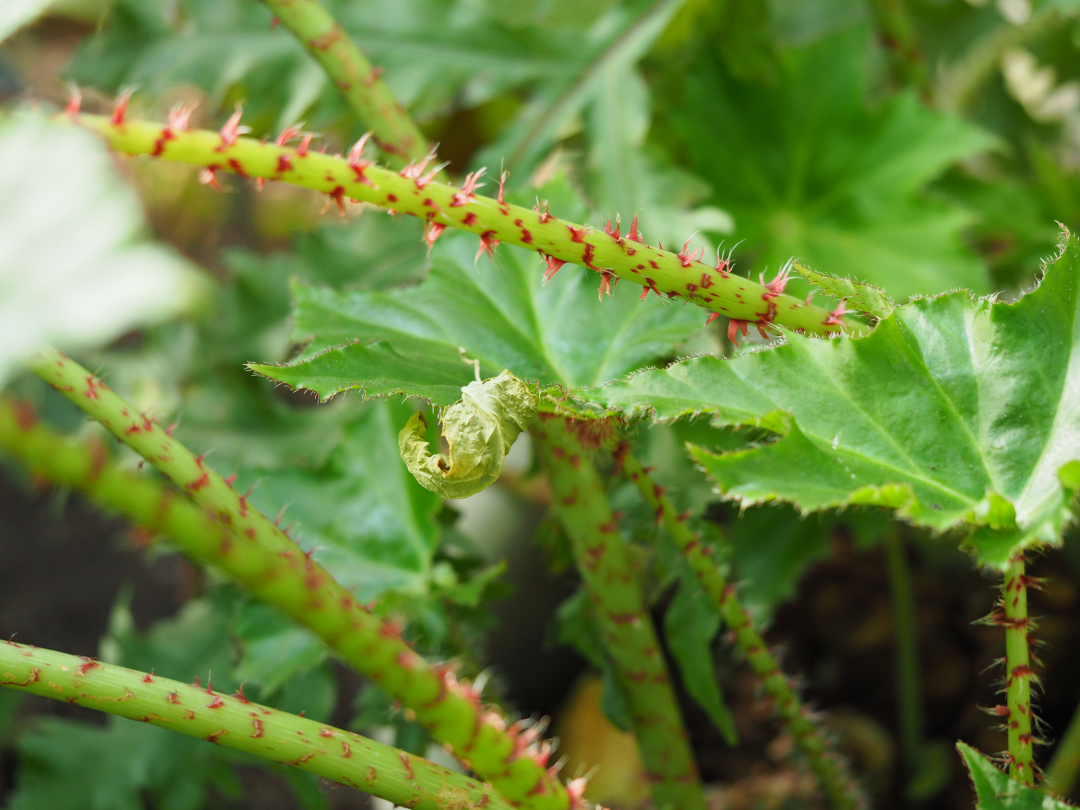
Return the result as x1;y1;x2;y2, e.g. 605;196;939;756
239;401;443;601
250;189;703;405
576;231;1080;568
957;742;1074;808
0;111;202;387
664;568;738;745
667;27;998;300
400;370;538;498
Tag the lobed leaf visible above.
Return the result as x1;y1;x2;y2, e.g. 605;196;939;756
575;231;1080;567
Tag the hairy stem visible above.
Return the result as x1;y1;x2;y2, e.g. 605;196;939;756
531;416;704;810
1;387;569;810
0;639;509;810
71;112;863;339
884;528;924;782
258;0;434;171
1003;555;1037;786
618;450;860;810
1046;694;1080;798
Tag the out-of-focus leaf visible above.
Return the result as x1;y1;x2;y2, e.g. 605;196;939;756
0;112;202;388
576;231;1080;568
554;589;633;731
250;180;703;406
957;742;1074;808
0;0;51;42
232;602;328;696
400;371;538;498
668;28;998;300
663;566;738;745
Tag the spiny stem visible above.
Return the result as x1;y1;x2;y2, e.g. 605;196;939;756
1003;555;1037;786
258;0;434;172
71;112;864;340
531;415;705;810
0;639;510;810
618;449;861;810
2;384;570;810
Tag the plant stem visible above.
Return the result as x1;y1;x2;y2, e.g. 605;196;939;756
618;449;861;810
1046;695;1080;798
1003;555;1037;786
531;416;705;810
884;528;924;782
71;112;864;339
258;0;433;171
866;0;929;94
0;389;569;810
0;639;509;810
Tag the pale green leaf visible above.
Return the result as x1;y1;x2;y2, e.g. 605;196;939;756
575;231;1080;568
400;371;538;498
0;0;51;42
957;742;1074;809
0;112;202;388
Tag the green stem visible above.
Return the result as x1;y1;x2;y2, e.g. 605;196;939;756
866;0;928;94
619;450;861;810
885;528;923;781
1003;555;1037;786
71;112;864;339
531;416;705;810
258;0;434;171
0;390;570;810
1046;695;1080;798
0;639;508;810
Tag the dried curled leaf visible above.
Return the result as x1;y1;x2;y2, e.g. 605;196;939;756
399;370;538;499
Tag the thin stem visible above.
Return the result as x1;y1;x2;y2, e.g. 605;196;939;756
1003;555;1037;786
71;112;864;339
258;0;434;172
866;0;929;95
618;449;861;810
0;390;570;810
531;416;705;810
0;639;510;810
1046;695;1080;798
884;528;923;781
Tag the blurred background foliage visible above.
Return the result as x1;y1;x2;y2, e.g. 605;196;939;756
3;0;1080;808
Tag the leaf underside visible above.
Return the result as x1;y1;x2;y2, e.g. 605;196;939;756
574;232;1080;568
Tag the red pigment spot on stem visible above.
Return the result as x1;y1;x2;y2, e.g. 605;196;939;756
568;226;585;243
276;153;292;173
250;719;264;738
84;376;104;399
366;767;377;783
452;168;486;207
320;728;334;738
342;742;351;758
401;753;416;780
111;90;132;126
582;244;598;270
569;455;580;468
226;158;248;177
208;695;224;709
387;193;398;203
142;673;154;683
521;229;533;244
477;231;499;261
188;473;210;492
168;692;180;704
206;729;227;744
76;657;102;676
245;528;256;539
701;273;715;288
598;518;618;534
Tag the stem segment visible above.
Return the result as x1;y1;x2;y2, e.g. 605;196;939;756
0;640;509;810
258;0;433;171
72;112;864;339
884;529;924;783
531;416;705;810
618;450;860;810
1003;555;1037;786
1;384;569;810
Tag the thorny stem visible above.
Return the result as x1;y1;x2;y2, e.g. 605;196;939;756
618;450;861;810
3;380;570;810
258;0;434;172
0;640;511;810
1002;555;1037;786
884;529;924;784
72;112;864;340
531;416;705;810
